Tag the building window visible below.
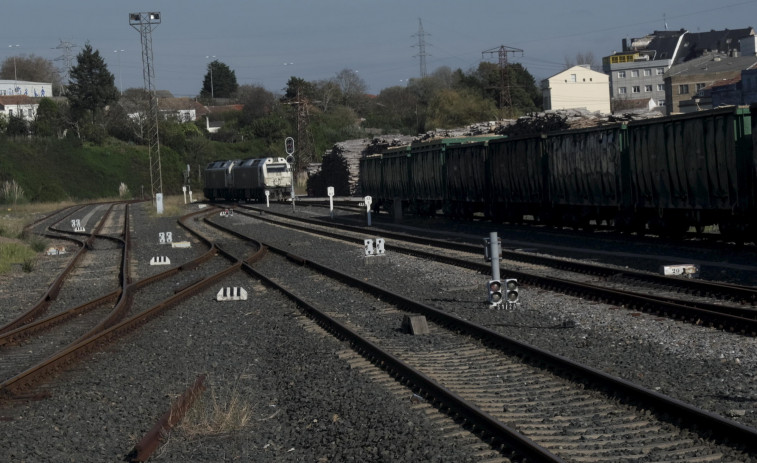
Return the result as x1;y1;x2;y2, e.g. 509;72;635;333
657;84;665;91
631;70;639;77
617;71;626;78
618;87;627;94
570;74;576;82
656;68;665;75
643;69;652;76
645;85;653;92
679;84;689;95
658;100;666;107
8;109;12;116
696;83;706;91
632;86;641;93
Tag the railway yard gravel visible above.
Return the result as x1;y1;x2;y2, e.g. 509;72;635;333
1;201;756;462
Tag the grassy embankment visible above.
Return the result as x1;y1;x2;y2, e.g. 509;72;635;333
0;135;268;275
0;202;70;274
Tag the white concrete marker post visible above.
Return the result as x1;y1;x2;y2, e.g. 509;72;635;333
364;195;372;226
327;186;334;219
156;193;164;215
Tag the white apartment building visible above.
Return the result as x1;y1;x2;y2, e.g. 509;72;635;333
541;65;611;114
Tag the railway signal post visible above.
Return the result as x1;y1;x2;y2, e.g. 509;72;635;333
285;137;295;213
485;232;502;307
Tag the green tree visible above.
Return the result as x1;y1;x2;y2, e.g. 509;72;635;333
237;84;277;126
283;76;315;101
508;63;541;113
200;60;238;99
246;113;290;146
454;61;541;117
6;114;27;137
363;85;420;134
67;43;118;125
405;76;447;133
428;88;497;129
32;97;63;137
306;147;351;196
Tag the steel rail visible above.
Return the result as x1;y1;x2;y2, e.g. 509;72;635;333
208;216;757;453
125;374;207;462
0;204;115;334
239;260;565;463
0;207;248;396
241;204;757;303
0;207;262;397
0;209;218;347
236;205;757;333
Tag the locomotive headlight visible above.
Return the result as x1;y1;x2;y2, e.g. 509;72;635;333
505;279;519;303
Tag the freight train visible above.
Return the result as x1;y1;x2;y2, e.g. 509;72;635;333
360;105;756;242
203;157;292;202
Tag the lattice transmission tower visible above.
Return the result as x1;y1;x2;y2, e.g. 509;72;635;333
412;18;430;78
129;12;163;198
482;45;524;112
53;39;77;94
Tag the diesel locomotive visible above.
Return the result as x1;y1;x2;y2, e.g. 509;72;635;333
203;157;292;202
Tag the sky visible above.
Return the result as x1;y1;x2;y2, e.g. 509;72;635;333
4;0;756;98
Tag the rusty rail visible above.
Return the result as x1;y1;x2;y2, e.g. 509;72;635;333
124;374;207;462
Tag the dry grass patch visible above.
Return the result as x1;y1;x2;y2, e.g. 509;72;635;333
146;195;191;218
178;383;252;437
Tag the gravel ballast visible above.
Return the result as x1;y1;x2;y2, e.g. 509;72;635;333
1;201;756;462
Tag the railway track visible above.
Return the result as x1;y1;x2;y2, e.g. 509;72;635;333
202;209;757;461
3;200;755;460
0;206;239;398
232;203;757;334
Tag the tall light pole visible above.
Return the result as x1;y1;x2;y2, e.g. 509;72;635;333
8;44;19;92
113;49;125;95
129;11;163;203
205;55;215;99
